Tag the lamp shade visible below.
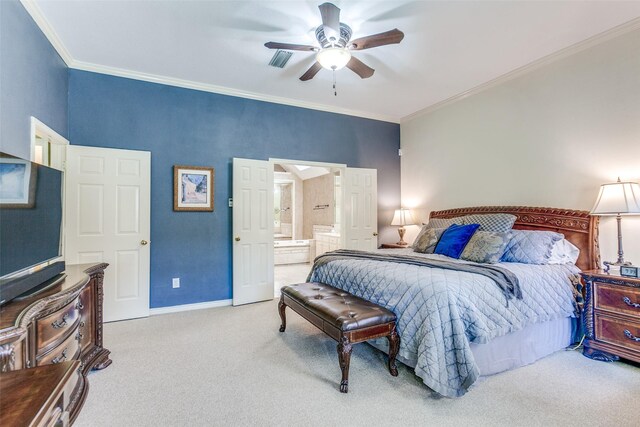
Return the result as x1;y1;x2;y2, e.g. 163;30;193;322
591;180;640;216
391;208;416;226
316;47;351;70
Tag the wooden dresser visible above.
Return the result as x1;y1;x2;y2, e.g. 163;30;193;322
0;361;81;426
581;269;640;363
0;263;111;425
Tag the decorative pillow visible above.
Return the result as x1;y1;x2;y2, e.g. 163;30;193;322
413;228;446;254
461;214;517;233
425;216;465;230
460;231;512;264
547;239;580;265
501;230;564;264
411;225;429;250
434;224;480;259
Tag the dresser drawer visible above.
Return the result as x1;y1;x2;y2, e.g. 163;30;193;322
595;314;640;353
37;329;81;367
36;297;81;354
595;283;640;318
77;286;94;352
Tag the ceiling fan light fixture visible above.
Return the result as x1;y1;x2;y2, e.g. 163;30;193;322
316;47;351;71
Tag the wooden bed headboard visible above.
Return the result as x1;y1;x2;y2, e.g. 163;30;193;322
429;206;600;271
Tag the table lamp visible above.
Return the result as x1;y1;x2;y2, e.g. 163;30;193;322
590;178;640;271
391;208;416;246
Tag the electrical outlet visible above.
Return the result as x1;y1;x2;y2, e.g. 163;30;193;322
172;278;180;289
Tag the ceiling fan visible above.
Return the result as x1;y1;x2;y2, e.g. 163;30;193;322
264;2;404;82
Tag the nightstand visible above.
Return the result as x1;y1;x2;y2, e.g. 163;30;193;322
380;243;409;249
581;270;640;363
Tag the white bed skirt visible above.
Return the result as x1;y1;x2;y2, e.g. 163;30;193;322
470;316;575;375
369;317;576;377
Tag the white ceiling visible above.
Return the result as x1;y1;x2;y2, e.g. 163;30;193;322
30;0;640;122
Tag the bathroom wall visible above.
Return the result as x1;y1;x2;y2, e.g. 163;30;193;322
303;173;335;239
280;183;292;224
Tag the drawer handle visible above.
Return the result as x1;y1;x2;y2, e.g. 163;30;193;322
76;331;83;341
80;321;85;328
51;348;68;364
76;299;84;310
624;330;640;342
51;314;69;329
622;296;640;309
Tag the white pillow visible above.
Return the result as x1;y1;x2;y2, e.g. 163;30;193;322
547;239;580;264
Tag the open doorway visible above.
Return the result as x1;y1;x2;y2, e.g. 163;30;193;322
232;157;377;306
272;161;344;296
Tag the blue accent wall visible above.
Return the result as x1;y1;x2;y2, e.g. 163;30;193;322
69;70;400;308
0;0;68;158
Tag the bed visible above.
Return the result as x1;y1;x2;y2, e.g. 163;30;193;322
308;206;600;397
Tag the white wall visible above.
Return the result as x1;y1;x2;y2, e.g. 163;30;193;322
401;28;640;266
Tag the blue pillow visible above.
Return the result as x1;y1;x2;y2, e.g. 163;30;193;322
434;224;481;259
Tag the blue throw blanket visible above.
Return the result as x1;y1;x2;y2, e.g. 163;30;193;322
308;248;579;397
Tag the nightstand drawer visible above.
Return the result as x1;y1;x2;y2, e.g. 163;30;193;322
595;283;640;318
595;315;640;352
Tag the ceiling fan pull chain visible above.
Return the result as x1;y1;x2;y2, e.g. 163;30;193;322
333;69;337;96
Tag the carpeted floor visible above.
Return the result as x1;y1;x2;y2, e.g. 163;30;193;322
75;300;640;427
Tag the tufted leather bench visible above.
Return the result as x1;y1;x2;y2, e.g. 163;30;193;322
278;282;399;393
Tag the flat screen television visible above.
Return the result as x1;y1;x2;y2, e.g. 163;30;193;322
0;152;65;305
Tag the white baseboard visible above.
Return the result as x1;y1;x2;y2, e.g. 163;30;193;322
149;299;232;316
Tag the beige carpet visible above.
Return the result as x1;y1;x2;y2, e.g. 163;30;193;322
75;300;640;427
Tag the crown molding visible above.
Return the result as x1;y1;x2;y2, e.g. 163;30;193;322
20;0;72;65
401;17;640;124
18;0;399;124
69;60;401;123
19;0;639;125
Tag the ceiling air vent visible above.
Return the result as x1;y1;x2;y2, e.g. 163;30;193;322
269;50;293;68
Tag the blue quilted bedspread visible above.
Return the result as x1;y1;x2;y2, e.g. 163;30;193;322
308;248;580;397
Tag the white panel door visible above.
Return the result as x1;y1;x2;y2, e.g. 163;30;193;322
343;168;378;251
232;158;274;306
65;146;151;322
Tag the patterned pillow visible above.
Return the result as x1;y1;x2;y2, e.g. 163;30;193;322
411;225;429;250
501;230;564;264
425;216;465;230
413;228;446;254
461;214;517;232
460;231;511;264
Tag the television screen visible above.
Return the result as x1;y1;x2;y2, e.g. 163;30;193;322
0;153;63;279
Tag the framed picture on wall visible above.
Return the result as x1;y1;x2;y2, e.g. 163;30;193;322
0;155;37;208
173;165;214;211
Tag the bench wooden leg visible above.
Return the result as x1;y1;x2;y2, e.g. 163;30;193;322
337;336;352;393
387;326;400;377
278;295;287;332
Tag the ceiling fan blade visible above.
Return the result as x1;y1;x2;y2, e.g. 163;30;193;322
346;57;374;79
264;42;316;52
299;62;323;81
349;29;404;50
318;2;341;43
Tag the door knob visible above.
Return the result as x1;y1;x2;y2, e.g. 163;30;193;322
141;240;148;245
373;232;378;237
235;236;241;242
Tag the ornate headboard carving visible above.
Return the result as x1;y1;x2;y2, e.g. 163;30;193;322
429;206;600;271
